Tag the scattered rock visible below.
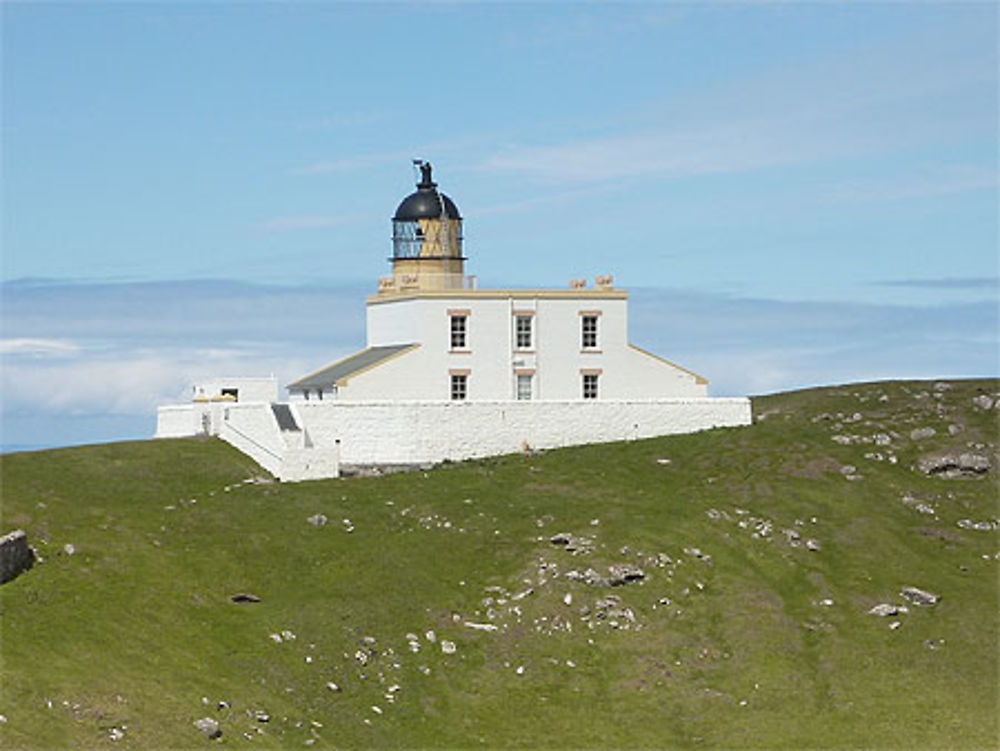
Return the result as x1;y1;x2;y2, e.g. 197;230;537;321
230;593;260;603
0;530;36;585
972;395;994;410
957;518;999;531
194;717;222;739
63;543;76;556
549;533;594;554
463;621;498;632
326;681;341;692
840;465;857;476
917;452;991;477
901;494;937;515
306;514;328;527
910;427;937;441
254;711;270;723
889;621;901;630
948;424;964;436
900;586;940;606
109;727;125;742
683;547;712;564
440;640;457;655
566;568;610;587
805;539;822;552
607;563;645;586
868;603;906;617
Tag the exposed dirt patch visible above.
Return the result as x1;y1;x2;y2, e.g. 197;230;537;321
782;457;841;480
914;527;965;544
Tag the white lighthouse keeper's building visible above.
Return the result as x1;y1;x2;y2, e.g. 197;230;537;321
156;162;751;480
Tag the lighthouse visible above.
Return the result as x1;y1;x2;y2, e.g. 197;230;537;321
156;160;751;480
384;161;469;292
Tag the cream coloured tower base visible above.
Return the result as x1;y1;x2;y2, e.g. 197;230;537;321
156;163;751;480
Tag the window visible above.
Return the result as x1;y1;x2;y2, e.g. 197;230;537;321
515;315;533;349
582;373;599;400
451;374;468;401
581;315;598;349
516;373;532;401
450;315;467;349
221;388;239;401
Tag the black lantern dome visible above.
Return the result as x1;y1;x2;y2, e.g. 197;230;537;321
392;162;464;260
393;163;461;221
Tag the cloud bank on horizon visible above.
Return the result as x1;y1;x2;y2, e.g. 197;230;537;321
2;278;996;451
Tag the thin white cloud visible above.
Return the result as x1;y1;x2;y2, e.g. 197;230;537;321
481;115;878;184
0;351;303;417
875;277;1000;291
0;338;81;357
823;166;998;203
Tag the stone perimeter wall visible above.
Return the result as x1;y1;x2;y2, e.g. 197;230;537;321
1;530;35;585
295;398;752;466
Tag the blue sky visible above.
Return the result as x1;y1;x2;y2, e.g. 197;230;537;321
2;3;997;451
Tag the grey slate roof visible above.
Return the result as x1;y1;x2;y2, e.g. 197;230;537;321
287;344;418;390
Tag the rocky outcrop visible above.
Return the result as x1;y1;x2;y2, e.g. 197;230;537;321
917;452;991;477
900;587;940;607
0;530;35;585
194;717;222;739
549;533;595;554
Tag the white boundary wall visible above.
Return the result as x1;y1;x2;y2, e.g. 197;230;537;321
156;404;205;438
294;398;751;466
157;398;749;480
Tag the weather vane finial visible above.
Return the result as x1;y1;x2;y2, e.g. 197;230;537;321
419;161;434;187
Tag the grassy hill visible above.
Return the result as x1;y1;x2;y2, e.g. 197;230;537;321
1;379;997;749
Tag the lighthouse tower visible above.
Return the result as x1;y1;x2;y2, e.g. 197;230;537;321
382;161;469;292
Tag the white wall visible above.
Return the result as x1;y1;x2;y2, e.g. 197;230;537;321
294;398;751;466
218;402;340;482
218;403;286;477
193;377;278;403
156;404;209;438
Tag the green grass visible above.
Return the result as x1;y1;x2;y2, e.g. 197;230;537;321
1;379;998;749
